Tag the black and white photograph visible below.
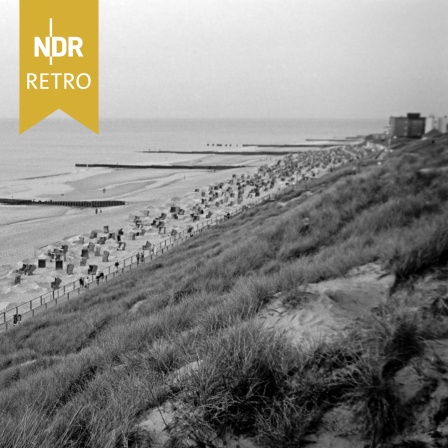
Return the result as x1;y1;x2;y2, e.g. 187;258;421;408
1;0;448;446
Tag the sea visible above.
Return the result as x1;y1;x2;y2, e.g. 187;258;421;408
0;117;386;183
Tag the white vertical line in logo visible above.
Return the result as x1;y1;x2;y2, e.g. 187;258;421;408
49;18;53;66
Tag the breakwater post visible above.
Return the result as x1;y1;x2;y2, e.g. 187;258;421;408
0;198;126;208
75;163;245;170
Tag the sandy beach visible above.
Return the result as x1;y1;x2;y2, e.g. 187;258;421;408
0;143;366;315
0;152;285;311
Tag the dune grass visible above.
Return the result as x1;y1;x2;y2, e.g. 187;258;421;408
1;138;448;446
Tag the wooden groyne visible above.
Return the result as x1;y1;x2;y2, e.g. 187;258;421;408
142;150;294;156
305;138;360;142
75;163;245;170
241;144;336;148
0;198;126;208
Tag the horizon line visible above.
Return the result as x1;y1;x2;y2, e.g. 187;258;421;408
1;116;388;121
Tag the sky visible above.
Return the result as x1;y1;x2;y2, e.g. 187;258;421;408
1;0;447;119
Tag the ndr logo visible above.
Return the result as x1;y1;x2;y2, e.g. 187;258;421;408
27;16;91;91
34;18;83;65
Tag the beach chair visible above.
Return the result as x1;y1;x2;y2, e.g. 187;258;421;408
27;265;37;276
142;241;151;250
67;264;74;275
51;277;62;290
62;244;69;253
103;225;109;233
171;229;177;236
140;228;146;236
88;242;95;252
81;249;89;259
102;251;110;262
193;216;200;222
206;211;213;218
160;213;167;220
88;265;98;275
95;246;101;256
159;226;166;234
14;273;21;285
55;260;63;270
173;214;178;219
78;237;85;244
38;259;46;268
98;237;106;245
179;209;185;216
90;230;98;239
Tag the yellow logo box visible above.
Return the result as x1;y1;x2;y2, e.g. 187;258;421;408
20;0;98;133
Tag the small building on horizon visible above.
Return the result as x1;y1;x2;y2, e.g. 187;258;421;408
389;113;426;138
425;114;448;134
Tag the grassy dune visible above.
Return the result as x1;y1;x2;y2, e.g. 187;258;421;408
1;136;448;447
